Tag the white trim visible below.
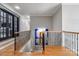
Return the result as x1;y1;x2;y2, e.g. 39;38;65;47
0;38;14;50
0;41;14;50
0;38;14;47
62;32;65;47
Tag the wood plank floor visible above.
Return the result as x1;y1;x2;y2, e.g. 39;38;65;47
0;44;77;56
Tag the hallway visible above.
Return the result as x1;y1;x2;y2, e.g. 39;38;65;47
0;3;79;56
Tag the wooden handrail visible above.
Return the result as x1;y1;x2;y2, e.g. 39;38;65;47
47;31;79;34
47;31;61;33
48;31;79;34
14;31;79;34
63;31;79;34
14;30;31;34
14;32;19;34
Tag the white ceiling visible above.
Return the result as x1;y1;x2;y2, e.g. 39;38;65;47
5;3;60;16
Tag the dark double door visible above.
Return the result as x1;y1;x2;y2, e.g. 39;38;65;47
0;8;19;41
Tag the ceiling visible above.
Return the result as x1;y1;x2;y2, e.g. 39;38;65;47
5;3;61;16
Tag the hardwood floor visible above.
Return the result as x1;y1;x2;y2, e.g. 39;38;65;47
0;44;76;56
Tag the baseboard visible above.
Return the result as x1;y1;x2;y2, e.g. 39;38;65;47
0;39;14;50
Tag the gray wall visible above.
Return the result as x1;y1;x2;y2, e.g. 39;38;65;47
30;16;52;30
51;6;62;31
20;16;30;31
15;31;31;51
30;16;52;46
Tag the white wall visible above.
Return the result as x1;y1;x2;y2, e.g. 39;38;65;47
30;16;52;45
51;6;62;31
62;4;79;53
62;4;79;32
50;6;62;46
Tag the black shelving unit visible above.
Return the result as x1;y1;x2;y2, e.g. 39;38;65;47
0;8;19;41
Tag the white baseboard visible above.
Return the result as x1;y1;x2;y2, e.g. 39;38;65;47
0;38;14;50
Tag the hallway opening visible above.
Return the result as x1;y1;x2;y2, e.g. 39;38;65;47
0;3;79;56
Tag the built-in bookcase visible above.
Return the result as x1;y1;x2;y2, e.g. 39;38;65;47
0;8;19;41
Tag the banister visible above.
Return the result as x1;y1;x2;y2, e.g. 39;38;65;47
47;31;62;33
14;31;79;34
14;30;31;34
63;31;79;34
